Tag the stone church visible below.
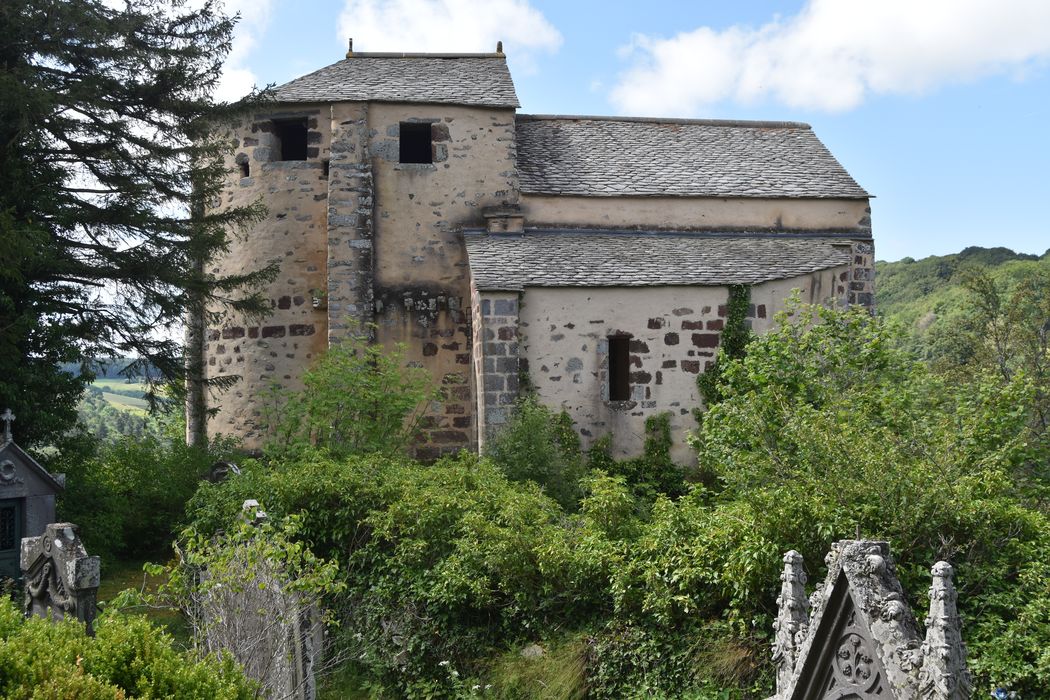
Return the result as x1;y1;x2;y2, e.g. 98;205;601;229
202;47;873;463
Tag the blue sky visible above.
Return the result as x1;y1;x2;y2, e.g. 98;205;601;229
221;0;1050;262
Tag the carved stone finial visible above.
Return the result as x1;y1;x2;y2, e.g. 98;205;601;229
496;40;504;54
21;523;100;633
772;550;810;694
918;561;972;699
345;37;354;58
1;408;15;444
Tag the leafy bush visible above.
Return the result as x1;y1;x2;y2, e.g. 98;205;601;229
154;513;345;697
185;300;1050;697
586;413;688;502
187;451;621;697
56;435;227;561
0;599;254;698
609;300;1050;696
262;335;437;458
486;395;586;509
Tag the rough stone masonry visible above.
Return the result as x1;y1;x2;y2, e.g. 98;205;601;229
200;49;875;463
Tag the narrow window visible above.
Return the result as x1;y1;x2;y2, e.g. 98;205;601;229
239;161;250;178
399;122;432;164
608;335;631;401
274;119;308;161
322;160;330;179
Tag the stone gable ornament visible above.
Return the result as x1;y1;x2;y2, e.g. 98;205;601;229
769;540;971;700
20;522;100;633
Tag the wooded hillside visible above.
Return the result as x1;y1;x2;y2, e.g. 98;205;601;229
876;246;1050;360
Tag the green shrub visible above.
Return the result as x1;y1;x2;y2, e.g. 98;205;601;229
587;413;688;502
608;300;1050;696
153;513;345;696
187;451;621;697
486;396;586;510
262;335;437;458
57;435;226;561
0;599;254;699
185;301;1050;696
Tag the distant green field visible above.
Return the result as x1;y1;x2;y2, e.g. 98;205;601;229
89;377;152;415
104;393;150;415
92;378;150;394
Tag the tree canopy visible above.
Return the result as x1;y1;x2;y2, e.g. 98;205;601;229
0;0;272;447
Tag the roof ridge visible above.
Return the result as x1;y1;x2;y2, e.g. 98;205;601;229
344;52;507;59
517;113;812;129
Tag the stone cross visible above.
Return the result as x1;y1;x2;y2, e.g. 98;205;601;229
1;408;14;444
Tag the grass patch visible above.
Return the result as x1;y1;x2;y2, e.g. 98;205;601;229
102;393;150;413
487;636;590;700
98;558;191;648
92;378;149;394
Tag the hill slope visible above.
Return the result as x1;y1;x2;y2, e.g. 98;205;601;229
877;247;1049;321
875;247;1049;361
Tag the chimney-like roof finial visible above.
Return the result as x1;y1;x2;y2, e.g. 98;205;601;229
496;40;503;55
346;37;354;59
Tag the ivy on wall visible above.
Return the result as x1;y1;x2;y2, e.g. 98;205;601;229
697;284;752;407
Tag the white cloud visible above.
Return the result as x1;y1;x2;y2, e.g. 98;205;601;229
610;0;1050;115
215;0;274;102
336;0;562;65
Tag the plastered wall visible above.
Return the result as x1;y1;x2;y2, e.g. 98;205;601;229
522;195;871;233
517;267;847;464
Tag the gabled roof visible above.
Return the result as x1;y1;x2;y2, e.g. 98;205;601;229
464;230;855;291
271;53;520;108
0;440;64;492
515;115;869;199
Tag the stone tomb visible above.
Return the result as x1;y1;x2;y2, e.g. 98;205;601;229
770;540;971;700
21;522;100;631
0;409;65;582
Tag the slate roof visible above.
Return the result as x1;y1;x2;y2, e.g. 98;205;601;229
271;53;519;108
464;231;855;290
515;115;869;199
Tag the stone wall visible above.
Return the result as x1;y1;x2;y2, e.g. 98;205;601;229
205;101;517;454
471;290;521;450
204;107;333;447
367;103;517;457
327;102;374;340
517;268;847;464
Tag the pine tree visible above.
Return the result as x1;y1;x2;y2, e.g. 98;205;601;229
0;0;274;447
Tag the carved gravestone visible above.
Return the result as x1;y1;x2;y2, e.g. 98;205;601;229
20;522;100;632
770;540;971;700
0;409;66;583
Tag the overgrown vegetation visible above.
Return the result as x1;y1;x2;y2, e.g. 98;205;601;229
55;424;235;562
179;286;1050;696
0;598;255;698
14;246;1049;698
485;395;587;509
697;283;751;406
261;335;437;459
